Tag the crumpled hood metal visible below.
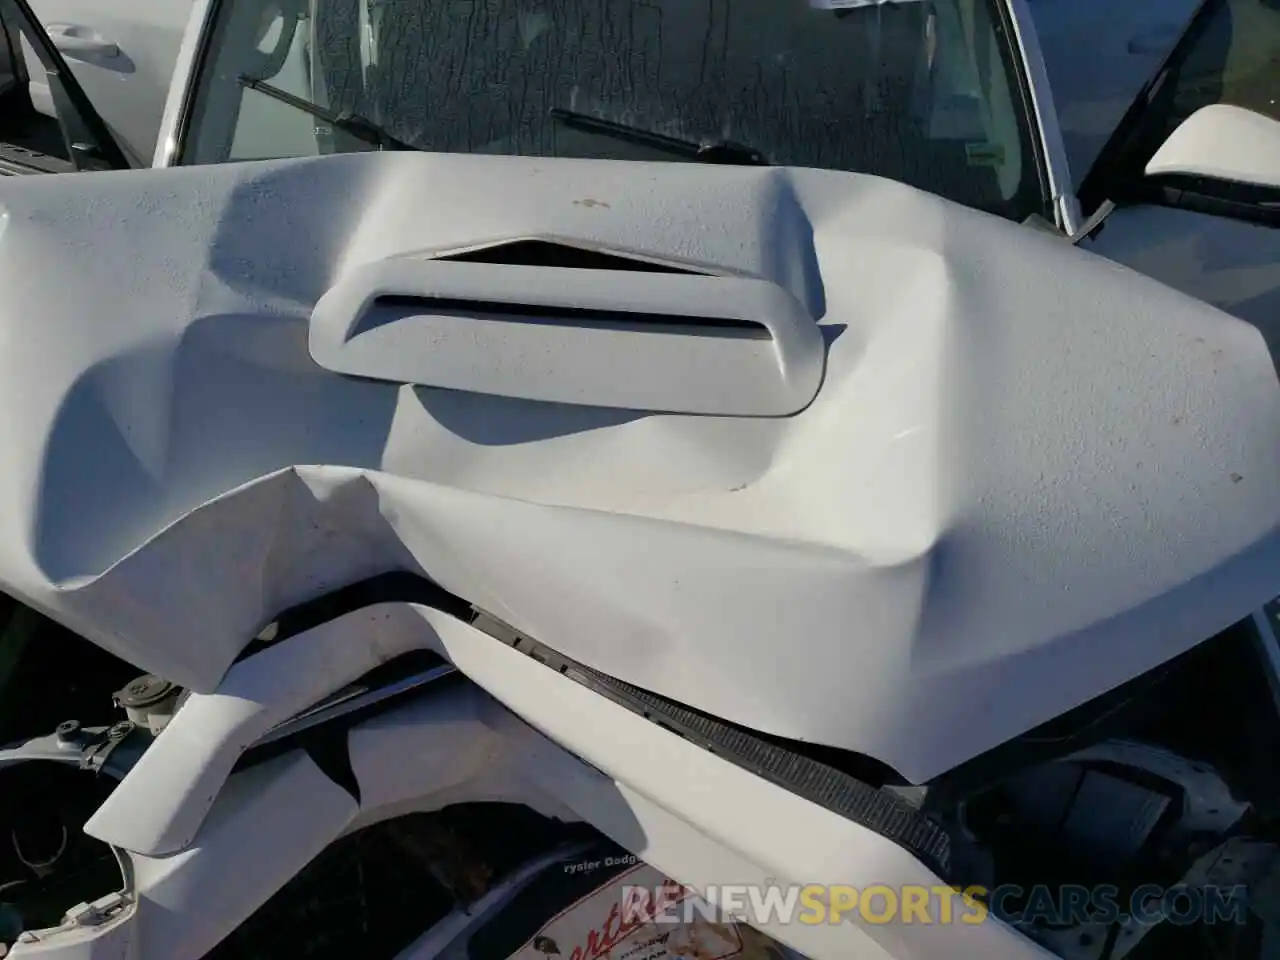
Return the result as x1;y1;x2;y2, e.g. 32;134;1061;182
0;154;1276;782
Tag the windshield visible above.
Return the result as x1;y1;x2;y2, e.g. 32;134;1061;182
179;0;1047;220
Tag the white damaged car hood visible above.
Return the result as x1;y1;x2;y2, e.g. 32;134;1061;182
0;153;1277;782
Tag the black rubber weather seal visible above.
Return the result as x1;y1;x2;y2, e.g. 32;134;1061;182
470;610;954;879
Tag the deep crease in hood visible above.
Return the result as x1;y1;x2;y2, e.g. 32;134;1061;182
0;153;1277;782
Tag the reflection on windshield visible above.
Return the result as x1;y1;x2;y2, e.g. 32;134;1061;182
184;0;1044;220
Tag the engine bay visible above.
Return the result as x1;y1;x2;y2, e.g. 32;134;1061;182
927;614;1280;959
2;590;1280;959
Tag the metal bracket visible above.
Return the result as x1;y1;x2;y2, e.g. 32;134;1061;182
78;722;136;774
1069;199;1117;245
63;892;131;929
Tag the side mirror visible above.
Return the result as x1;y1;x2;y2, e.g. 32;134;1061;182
1145;103;1280;191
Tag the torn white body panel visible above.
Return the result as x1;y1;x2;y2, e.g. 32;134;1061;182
9;625;1055;960
0;153;1276;782
81;603;445;855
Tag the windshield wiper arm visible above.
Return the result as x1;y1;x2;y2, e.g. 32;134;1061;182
238;75;420;152
550;109;767;165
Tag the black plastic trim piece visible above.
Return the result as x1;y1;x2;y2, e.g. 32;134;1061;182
236;571;471;662
0;142;71;174
1123;175;1280;229
0;0;130;171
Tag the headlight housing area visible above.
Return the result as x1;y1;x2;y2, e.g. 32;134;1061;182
918;608;1280;959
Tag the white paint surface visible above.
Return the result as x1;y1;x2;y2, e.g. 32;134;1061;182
0;155;1275;784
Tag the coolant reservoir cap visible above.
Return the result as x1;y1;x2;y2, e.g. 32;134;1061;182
114;675;176;710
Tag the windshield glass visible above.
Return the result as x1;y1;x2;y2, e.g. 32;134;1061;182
180;0;1047;220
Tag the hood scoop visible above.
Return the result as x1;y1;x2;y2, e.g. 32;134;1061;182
309;248;825;415
432;238;707;274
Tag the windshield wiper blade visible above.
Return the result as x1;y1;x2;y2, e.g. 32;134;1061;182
550;109;767;165
237;75;420;152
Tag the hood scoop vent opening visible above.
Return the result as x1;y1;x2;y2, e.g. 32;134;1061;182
369;297;769;339
432;239;707;275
